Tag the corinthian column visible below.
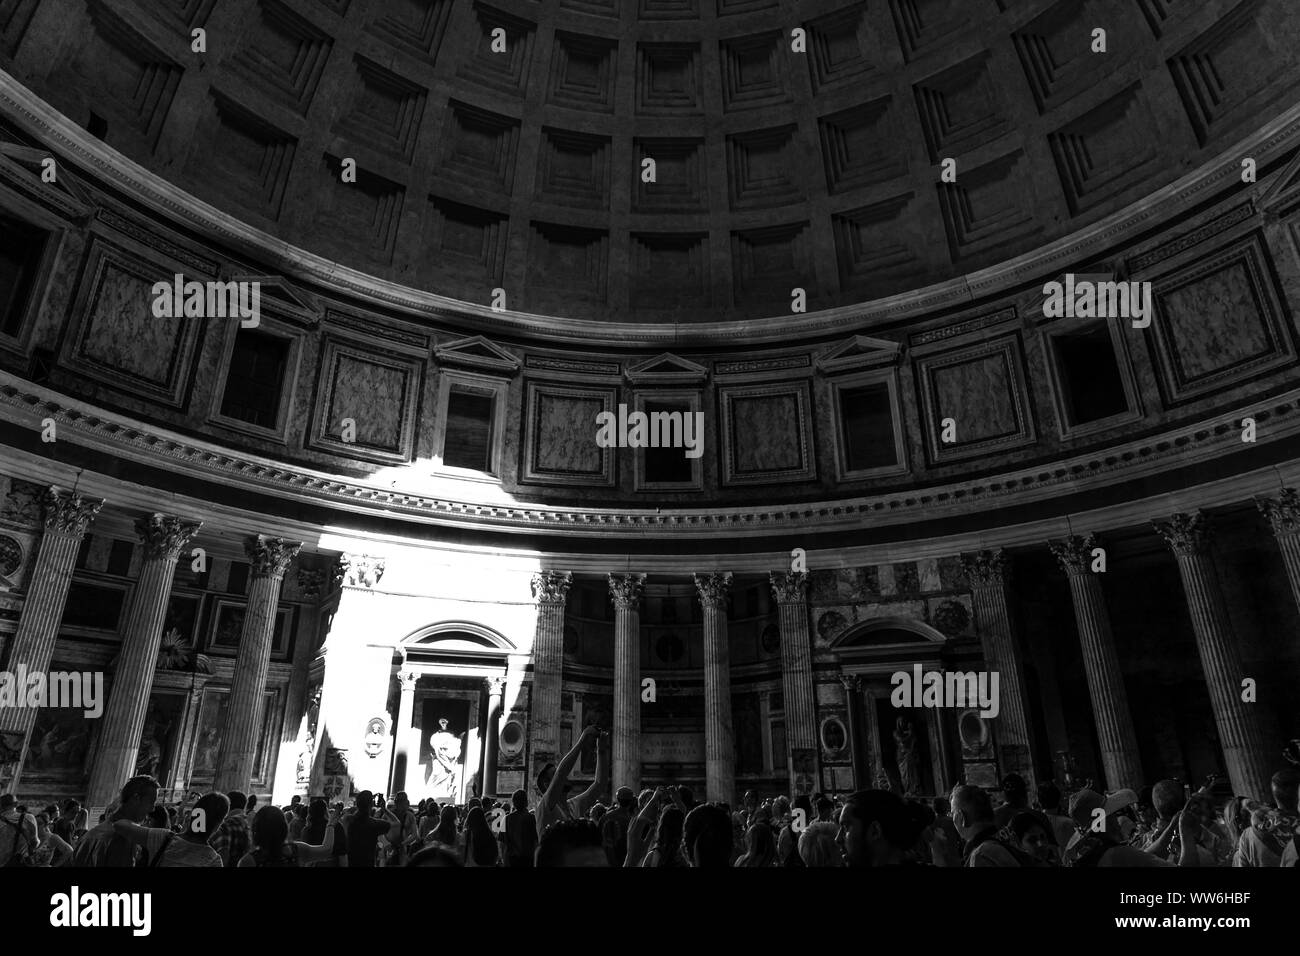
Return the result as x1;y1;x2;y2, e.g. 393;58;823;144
529;571;571;785
695;572;734;804
1048;534;1143;791
770;571;816;795
213;535;301;793
86;513;202;807
1;488;102;794
607;573;645;792
1257;489;1300;625
1154;512;1271;799
961;549;1036;782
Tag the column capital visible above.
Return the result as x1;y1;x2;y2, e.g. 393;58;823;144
693;571;733;607
296;567;328;601
961;548;1010;587
531;570;572;605
1257;489;1300;538
485;675;506;696
335;552;384;589
245;536;302;579
398;670;419;691
40;487;103;537
1048;534;1100;576
769;571;808;604
838;673;862;692
134;513;202;560
1153;511;1211;556
607;573;646;610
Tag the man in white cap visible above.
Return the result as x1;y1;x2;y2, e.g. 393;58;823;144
1064;789;1179;866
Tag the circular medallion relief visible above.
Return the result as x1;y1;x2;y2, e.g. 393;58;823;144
820;716;848;756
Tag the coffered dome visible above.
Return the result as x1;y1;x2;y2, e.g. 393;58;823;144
7;0;1300;325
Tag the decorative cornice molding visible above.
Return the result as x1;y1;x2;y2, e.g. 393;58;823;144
40;487;103;537
607;573;646;610
134;513;202;561
4;373;1300;541
530;570;572;605
1153;511;1212;557
3;70;1298;347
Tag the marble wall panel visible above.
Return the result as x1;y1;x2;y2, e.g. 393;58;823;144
522;381;616;486
719;380;815;485
1146;233;1295;404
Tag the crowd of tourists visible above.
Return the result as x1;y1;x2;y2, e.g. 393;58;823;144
3;725;1297;867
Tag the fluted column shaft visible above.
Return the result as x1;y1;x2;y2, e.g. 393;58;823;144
608;574;645;792
962;549;1036;782
529;571;571;779
1156;513;1272;800
2;488;102;794
87;514;201;807
696;573;734;804
394;670;418;795
1258;490;1300;628
1049;535;1143;791
213;536;301;793
483;677;504;798
770;572;816;794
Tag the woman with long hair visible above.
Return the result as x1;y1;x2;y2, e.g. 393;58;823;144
641;806;687;867
427;804;459;849
733;820;776;867
237;804;337;867
461;805;499;867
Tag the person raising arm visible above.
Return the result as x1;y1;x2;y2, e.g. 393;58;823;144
537;723;601;838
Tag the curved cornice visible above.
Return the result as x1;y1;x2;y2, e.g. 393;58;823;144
3;71;1299;348
3;371;1296;542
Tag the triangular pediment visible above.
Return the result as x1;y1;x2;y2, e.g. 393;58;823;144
815;335;900;372
228;275;322;326
625;352;708;384
1260;150;1300;214
0;144;94;220
434;335;521;374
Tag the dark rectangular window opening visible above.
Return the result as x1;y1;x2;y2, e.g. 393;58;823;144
840;383;898;472
0;214;48;337
643;401;693;484
443;389;494;472
106;540;134;577
1055;323;1128;426
227;561;249;595
220;328;290;429
75;534;94;570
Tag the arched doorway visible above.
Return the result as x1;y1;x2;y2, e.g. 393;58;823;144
829;618;955;798
393;623;515;801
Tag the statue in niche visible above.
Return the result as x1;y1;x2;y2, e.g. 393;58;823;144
893;716;921;797
428;717;462;802
296;731;315;788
